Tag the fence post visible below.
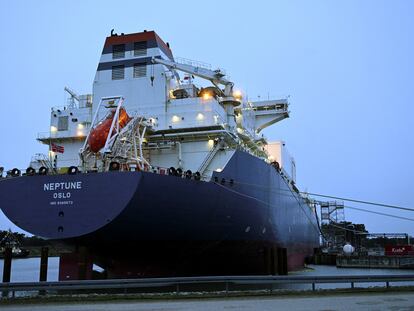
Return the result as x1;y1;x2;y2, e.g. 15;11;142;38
270;246;276;275
39;247;49;282
1;247;12;298
277;248;288;275
2;247;12;283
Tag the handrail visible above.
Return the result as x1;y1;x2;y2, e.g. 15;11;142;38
1;274;414;294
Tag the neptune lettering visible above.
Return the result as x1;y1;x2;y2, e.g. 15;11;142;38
43;182;82;191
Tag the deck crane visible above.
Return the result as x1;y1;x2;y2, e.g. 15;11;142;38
151;57;235;97
64;86;80;109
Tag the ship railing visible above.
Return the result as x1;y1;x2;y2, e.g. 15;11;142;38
1;274;414;298
175;56;212;71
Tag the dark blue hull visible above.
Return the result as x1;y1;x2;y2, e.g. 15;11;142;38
0;151;319;278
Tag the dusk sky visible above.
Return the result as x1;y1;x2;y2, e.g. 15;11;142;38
0;1;413;235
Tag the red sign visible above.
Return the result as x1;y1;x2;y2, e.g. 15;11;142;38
385;245;413;256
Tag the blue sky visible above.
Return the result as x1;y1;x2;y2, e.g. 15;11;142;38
0;0;413;235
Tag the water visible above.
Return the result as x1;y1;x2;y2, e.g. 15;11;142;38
0;257;59;282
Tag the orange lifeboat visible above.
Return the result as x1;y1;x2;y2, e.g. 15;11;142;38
88;108;131;153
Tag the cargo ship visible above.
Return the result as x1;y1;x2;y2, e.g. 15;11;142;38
0;30;320;280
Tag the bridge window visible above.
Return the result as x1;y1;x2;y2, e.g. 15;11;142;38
112;44;125;59
134;41;147;56
112;65;125;80
57;116;68;131
133;63;146;78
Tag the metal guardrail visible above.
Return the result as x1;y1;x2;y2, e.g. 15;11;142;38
1;274;414;297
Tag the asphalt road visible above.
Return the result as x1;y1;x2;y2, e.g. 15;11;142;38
1;292;414;311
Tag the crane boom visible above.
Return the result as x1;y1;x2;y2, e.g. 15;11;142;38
64;87;80;102
151;57;234;96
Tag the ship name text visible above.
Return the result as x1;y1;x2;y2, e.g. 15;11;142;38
43;181;82;191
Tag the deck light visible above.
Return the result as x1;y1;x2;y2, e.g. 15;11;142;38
233;90;242;100
202;93;212;100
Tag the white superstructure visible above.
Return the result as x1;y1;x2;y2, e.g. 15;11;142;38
37;30;292;180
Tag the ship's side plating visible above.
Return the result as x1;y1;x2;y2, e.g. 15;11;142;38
0;150;318;277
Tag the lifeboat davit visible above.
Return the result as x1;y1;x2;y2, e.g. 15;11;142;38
88;108;131;153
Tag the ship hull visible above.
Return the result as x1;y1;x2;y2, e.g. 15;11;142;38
0;151;319;278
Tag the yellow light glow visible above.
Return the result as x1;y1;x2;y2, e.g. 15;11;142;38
208;139;214;147
77;123;84;129
233;90;242;100
172;115;180;123
50;126;57;132
196;113;204;121
76;130;84;137
202;93;212;100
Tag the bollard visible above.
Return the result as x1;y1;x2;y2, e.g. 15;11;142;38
39;247;49;282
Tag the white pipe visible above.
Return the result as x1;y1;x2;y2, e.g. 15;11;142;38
176;141;182;168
